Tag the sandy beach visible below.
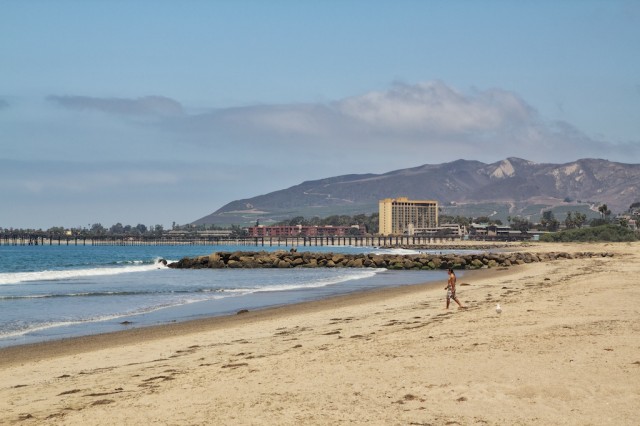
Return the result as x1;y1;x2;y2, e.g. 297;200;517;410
1;242;638;425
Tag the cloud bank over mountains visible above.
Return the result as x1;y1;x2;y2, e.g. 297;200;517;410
44;81;634;166
2;80;638;228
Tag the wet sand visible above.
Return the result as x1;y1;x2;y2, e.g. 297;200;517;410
1;242;638;425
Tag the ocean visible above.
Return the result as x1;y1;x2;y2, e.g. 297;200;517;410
0;244;460;348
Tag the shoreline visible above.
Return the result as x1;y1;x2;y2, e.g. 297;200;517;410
1;244;551;352
1;241;638;425
0;244;609;353
0;266;513;367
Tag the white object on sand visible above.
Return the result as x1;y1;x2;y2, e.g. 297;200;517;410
496;303;502;314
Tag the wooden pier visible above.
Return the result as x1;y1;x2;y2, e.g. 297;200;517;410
0;235;465;247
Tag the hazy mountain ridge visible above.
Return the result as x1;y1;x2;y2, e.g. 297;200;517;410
193;158;640;226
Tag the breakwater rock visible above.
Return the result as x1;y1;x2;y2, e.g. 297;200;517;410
167;250;613;271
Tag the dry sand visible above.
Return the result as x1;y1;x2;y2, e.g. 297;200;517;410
1;242;639;425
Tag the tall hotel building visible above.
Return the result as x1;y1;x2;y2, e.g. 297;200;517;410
378;197;439;236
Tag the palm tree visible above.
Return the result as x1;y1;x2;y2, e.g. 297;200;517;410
598;204;608;219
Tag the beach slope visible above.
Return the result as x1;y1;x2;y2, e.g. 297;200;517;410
1;242;639;425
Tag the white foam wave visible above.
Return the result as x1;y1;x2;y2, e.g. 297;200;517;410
0;259;168;285
0;293;227;340
0;319;89;340
369;247;422;255
222;268;383;294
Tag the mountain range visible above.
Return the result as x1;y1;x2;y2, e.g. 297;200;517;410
193;158;640;226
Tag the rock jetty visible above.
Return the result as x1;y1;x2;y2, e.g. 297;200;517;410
167;250;613;270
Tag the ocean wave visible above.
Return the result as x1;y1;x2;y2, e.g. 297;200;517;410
114;259;145;265
196;269;385;297
0;266;391;343
0;319;93;340
0;259;169;285
368;247;422;255
245;268;382;293
0;295;227;340
0;288;228;300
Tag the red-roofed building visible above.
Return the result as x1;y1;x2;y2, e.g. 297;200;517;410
246;224;363;237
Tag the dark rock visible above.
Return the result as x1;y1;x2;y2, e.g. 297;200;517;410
167;250;612;271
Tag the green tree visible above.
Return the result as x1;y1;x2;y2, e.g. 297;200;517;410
307;216;322;226
364;213;379;234
352;214;367;225
573;212;587;228
541;210;559;231
47;226;66;236
288;216;308;226
598;204;611;221
347;226;361;236
90;223;106;235
541;224;637;242
229;225;248;238
510;216;531;234
110;223;124;234
567;211;588;229
440;215;471;227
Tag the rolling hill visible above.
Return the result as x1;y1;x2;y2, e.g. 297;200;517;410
192;158;640;227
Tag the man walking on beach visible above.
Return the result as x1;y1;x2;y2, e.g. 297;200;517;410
445;268;465;309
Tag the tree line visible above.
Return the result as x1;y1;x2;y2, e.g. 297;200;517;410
442;202;638;234
3;202;637;238
0;223;166;237
272;213;380;234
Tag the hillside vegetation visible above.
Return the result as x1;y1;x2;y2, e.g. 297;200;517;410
193;158;640;227
540;224;638;242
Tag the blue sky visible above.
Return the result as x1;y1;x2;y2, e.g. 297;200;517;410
1;0;639;229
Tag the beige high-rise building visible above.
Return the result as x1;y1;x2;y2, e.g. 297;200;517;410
378;197;439;236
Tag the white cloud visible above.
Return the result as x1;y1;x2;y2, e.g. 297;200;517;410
335;81;533;134
42;81;640;170
168;81;633;163
238;105;332;135
5;81;639;229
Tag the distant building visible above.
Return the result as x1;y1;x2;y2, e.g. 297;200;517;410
411;223;464;237
469;223;514;238
246;224;363;238
166;229;233;238
468;223;535;240
378;197;438;236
